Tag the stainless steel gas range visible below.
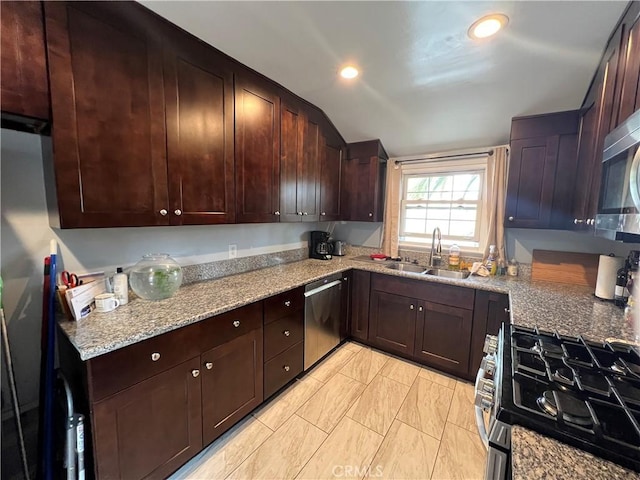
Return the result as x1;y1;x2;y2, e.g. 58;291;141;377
475;325;640;479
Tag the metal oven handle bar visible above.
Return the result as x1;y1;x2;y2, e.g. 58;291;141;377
474;367;489;449
303;279;342;297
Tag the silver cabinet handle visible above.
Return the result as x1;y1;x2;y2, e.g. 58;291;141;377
504;308;510;314
151;352;160;362
283;365;290;372
321;212;326;216
508;216;514;221
368;213;373;217
191;369;200;378
205;362;213;370
159;209;168;216
174;209;182;216
410;304;414;310
274;211;280;215
418;306;423;312
574;218;584;224
588;218;595;225
303;212;308;215
233;320;240;327
297;211;303;216
284;300;291;307
283;330;290;337
343;277;348;281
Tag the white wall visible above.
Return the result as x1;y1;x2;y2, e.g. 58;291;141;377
0;128;316;413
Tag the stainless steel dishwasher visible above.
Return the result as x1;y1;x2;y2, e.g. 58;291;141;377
304;273;343;370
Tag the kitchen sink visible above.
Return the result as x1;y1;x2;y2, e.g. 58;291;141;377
424;268;471;279
385;263;427;273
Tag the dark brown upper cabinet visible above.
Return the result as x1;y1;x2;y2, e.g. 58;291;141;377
235;73;281;223
343;140;388;222
617;9;640;126
1;1;50;122
163;27;235;225
279;98;320;222
505;110;579;229
319;127;345;222
44;1;170;228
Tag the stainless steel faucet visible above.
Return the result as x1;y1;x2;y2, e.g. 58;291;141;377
429;227;442;267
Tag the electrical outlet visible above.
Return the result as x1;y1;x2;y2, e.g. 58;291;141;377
229;244;237;259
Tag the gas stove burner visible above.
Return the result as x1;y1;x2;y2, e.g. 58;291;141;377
532;339;563;357
537;390;593;427
612;361;627;375
554;367;574;384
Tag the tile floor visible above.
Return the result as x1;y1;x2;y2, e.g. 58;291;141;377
170;342;487;480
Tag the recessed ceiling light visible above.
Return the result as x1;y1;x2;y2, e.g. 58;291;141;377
468;14;509;40
340;66;359;79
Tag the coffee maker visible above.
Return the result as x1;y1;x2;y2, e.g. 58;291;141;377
309;231;333;260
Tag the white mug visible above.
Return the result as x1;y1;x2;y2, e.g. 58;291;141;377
95;293;120;313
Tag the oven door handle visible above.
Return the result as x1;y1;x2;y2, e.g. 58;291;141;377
474;367;489;449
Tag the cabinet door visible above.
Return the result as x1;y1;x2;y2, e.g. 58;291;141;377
164;32;235;225
369;290;416;356
571;102;600;230
235;75;280;223
340;271;351;342
345;156;386;222
280;101;303;222
414;302;473;377
299;113;321;221
618;15;640;124
505;136;559;228
201;328;263;445
1;0;49;120
92;357;202;480
469;291;509;379
44;2;169;228
350;270;371;342
319;137;344;221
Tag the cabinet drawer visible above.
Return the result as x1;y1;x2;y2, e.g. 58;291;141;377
264;311;304;361
264;286;304;324
264;341;303;398
89;324;201;402
200;302;263;352
371;273;475;310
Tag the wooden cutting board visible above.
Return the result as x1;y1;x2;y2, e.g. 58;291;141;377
531;250;600;287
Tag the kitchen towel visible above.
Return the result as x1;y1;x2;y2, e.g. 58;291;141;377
595;254;624;300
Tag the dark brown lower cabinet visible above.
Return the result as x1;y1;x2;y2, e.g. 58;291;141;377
368;290;416;356
469;291;510;378
414;302;473;377
92;357;203;480
201;328;263;445
350;270;371;341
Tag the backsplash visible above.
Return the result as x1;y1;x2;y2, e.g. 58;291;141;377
182;247;308;284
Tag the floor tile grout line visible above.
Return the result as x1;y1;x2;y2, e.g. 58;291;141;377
291;413;333;480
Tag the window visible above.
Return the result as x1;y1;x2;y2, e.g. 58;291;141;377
399;157;488;250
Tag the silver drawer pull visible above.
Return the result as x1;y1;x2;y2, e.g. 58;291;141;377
174;209;182;216
283;330;291;337
284;300;291;307
191;369;200;378
159;209;168;216
151;352;160;362
205;362;213;370
283;365;290;372
409;304;414;310
418;306;423;312
233;320;240;327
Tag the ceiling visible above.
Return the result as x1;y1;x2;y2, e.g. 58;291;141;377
141;1;628;157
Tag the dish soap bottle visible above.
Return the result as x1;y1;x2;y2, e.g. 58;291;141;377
486;245;497;276
113;267;129;305
449;244;460;271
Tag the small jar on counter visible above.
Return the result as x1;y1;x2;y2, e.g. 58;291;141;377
507;259;519;276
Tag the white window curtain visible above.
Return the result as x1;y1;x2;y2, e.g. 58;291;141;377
381;145;509;261
381;160;402;257
482;145;509;261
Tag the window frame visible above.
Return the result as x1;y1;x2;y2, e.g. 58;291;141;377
398;156;489;253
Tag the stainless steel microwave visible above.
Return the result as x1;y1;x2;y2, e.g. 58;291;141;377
595;109;640;240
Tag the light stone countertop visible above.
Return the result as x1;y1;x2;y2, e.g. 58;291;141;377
56;255;640;478
511;426;639;479
58;255;636;361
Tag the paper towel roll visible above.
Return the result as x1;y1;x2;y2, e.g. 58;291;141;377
595;255;624;300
